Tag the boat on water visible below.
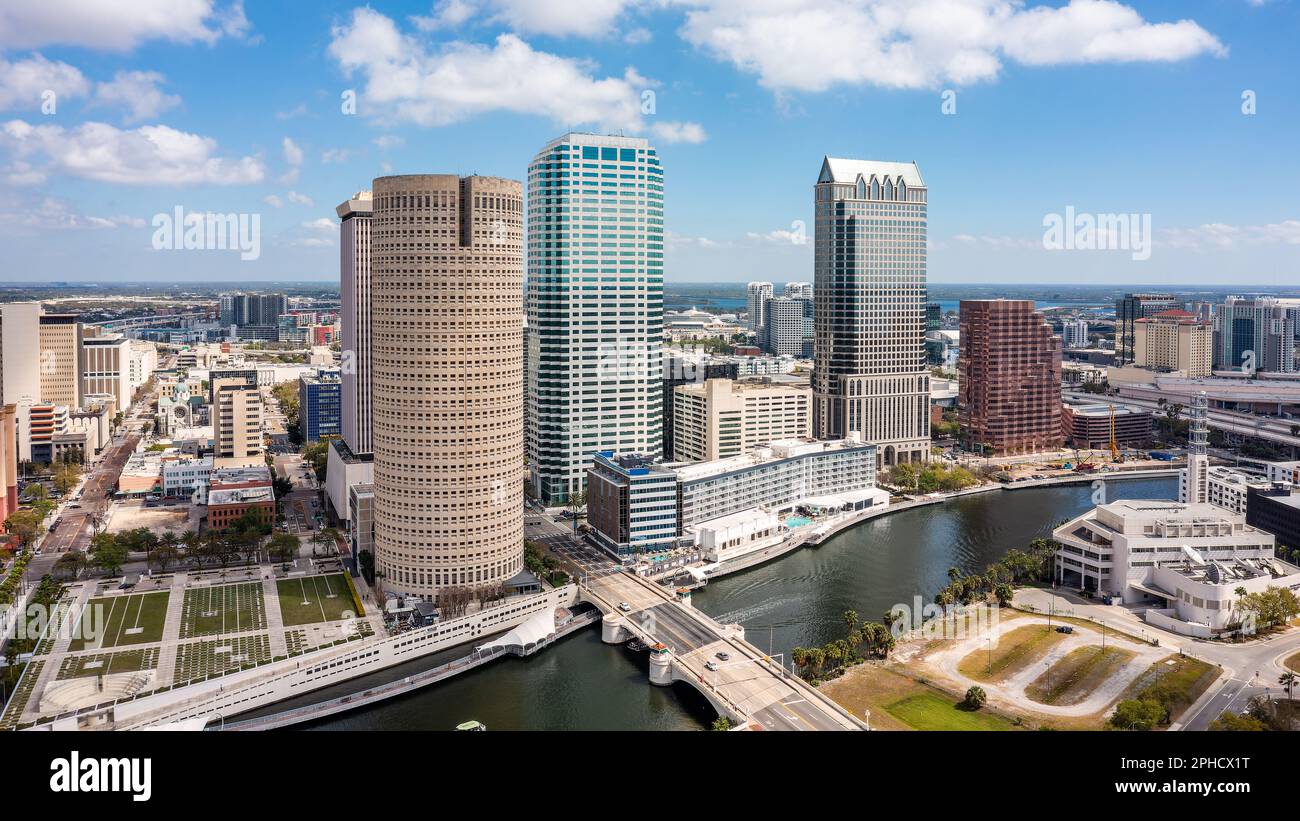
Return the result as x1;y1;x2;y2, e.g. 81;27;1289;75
455;720;487;731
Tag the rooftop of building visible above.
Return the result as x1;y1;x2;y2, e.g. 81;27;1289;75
207;484;275;506
819;156;925;188
210;465;273;486
670;437;872;484
1062;401;1150;417
1167;554;1299;585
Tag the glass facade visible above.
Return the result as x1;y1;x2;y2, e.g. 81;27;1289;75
526;133;664;506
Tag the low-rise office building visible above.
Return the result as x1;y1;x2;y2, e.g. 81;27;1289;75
1247;485;1300;555
206;466;276;529
1053;499;1296;635
1060;401;1154;450
1184;466;1273;515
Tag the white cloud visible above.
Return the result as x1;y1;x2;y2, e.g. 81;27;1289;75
0;195;142;233
412;0;478;31
303;217;335;232
279;136;303;184
276;103;308;120
372;135;404;150
328;8;703;138
677;0;1225;93
93;71;181;123
0;0;251;51
650;121;707;144
624;27;653;45
480;0;638;37
0;119;265;185
282;137;303;166
0;54;90;112
1159;220;1300;251
287;190;314;206
263;194;284;208
320;148;350;163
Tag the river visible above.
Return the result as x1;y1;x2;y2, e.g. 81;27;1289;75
301;476;1177;731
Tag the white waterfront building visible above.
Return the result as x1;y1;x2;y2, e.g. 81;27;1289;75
1053;499;1298;636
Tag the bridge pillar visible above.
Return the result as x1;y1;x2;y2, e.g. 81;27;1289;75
648;648;673;686
600;613;630;644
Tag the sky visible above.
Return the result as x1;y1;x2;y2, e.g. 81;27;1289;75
0;0;1296;287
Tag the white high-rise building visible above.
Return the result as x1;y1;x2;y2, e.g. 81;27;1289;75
0;302;42;406
812;157;930;466
747;281;773;333
763;296;806;356
337;191;373;456
526;133;664;507
785;281;813;300
1061;319;1089;349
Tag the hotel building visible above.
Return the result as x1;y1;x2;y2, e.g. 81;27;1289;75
1133;309;1213;376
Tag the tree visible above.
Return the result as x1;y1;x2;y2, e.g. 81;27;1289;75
842;610;859;635
4;509;44;548
962;686;987;710
1209;712;1266;731
993;583;1014;607
887;463;918;491
148;537;179;571
53;462;82;495
269;532;300;567
54;550;87;580
711;717;733;731
25;483;47;502
1280;671;1298;700
89;532;129;576
1110;698;1165;730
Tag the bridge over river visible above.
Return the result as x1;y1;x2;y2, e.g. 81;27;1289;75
581;569;863;731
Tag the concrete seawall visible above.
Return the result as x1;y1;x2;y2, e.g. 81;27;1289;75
697;470;1180;583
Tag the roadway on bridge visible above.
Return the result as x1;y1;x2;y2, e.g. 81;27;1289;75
587;571;859;731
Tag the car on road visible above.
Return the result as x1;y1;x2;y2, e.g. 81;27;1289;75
618;602;632;612
1055;625;1074;634
68;503;80;509
716;651;730;661
704;661;718;672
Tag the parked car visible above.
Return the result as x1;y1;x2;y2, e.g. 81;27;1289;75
1055;626;1074;634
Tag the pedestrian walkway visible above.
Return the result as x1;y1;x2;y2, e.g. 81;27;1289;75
263;574;288;657
153;573;188;685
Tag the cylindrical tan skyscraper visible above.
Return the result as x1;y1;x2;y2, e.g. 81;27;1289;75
370;174;523;602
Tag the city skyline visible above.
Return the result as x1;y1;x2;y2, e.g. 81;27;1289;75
0;2;1295;286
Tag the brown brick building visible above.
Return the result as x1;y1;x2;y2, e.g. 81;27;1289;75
958;300;1063;456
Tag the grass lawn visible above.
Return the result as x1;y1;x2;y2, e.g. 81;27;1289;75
57;648;160;680
885;692;1017;731
821;662;1026;731
1025;645;1136;706
1120;655;1219;724
957;623;1069;683
276;573;361;626
67;591;170;651
1286;652;1300;674
180;582;267;639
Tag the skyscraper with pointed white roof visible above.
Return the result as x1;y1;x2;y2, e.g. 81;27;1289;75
812;157;930;466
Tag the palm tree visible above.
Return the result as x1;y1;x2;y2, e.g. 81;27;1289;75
1280;671;1298;700
842;610;859;635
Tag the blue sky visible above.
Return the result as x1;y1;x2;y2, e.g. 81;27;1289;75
0;0;1296;287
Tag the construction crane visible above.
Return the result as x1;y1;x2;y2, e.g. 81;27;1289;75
1109;405;1123;462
